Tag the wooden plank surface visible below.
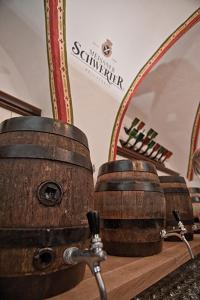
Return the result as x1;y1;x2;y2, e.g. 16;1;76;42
48;236;200;300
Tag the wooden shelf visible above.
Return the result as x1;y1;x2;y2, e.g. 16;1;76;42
49;236;200;300
117;146;179;176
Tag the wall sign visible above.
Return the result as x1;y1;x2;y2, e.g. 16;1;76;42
71;41;124;90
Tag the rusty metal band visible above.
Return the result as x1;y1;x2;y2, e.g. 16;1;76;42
95;180;162;192
162;188;189;194
0;116;88;148
159;176;186;183
191;196;200;203
166;219;193;226
0;227;89;248
102;219;164;229
98;159;156;176
189;187;200;194
0;144;92;172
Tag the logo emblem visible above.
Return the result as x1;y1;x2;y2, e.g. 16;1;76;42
102;39;112;57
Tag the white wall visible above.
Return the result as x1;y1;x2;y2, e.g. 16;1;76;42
0;0;52;117
0;107;21;123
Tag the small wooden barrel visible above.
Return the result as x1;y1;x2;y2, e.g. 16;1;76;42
0;116;94;300
94;159;166;257
189;187;200;233
159;176;193;241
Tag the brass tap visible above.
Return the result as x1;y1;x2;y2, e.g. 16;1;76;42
63;211;107;300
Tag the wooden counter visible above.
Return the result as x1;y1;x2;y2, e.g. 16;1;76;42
49;235;200;300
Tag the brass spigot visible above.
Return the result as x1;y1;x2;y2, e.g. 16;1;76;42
161;210;194;259
63;211;107;300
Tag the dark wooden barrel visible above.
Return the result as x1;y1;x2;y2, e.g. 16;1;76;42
159;176;193;241
94;159;166;257
189;188;200;232
0;116;94;300
0;116;89;156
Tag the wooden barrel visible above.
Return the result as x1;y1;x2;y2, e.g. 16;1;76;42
159;176;193;241
0;116;89;157
0;116;94;300
94;159;166;257
189;187;200;233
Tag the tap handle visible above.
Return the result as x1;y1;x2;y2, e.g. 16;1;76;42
87;210;100;235
172;210;181;223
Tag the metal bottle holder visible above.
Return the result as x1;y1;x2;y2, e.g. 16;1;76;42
63;211;107;300
160;210;194;259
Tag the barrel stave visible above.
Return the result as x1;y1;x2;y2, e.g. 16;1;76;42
0;159;93;227
0;131;89;157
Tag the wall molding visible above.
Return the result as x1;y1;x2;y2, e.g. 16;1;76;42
0;90;41;116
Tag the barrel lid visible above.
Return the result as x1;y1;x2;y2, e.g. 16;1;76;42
98;159;157;176
0;116;89;149
159;176;186;183
189;187;200;194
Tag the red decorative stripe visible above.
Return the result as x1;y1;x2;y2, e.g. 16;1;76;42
49;1;67;122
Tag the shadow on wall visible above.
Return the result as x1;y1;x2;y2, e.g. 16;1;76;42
123;58;200;174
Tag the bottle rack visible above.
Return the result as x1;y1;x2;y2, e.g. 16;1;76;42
117;146;179;176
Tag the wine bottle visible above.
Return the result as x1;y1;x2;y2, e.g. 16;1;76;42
137;128;158;153
120;127;138;147
158;148;167;162
149;130;158;140
152;146;165;161
121;120;145;147
137;128;158;152
161;151;173;163
124;117;140;135
146;128;155;139
147;143;160;158
129;132;145;150
119;139;126;147
137;135;151;152
137;121;145;131
142;140;156;155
